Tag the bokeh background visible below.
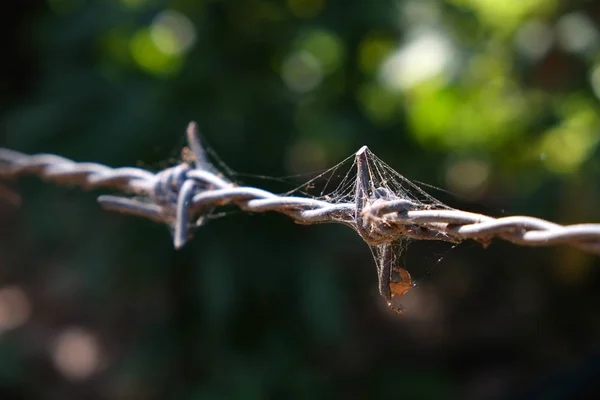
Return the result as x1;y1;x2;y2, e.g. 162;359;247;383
2;0;600;399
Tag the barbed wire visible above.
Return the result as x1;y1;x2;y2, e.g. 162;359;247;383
2;122;600;313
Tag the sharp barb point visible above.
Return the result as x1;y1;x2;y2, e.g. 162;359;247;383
356;145;369;156
186;121;211;170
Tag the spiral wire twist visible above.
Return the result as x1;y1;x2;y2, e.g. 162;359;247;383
1;122;600;256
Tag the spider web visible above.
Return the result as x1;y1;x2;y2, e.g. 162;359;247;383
282;145;455;299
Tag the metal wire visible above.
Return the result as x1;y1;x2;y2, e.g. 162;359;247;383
1;122;600;257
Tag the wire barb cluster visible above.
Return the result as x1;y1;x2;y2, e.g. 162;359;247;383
2;122;600;312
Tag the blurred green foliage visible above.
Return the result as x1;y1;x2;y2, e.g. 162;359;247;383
2;0;600;399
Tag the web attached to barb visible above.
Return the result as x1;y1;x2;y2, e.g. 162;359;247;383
283;145;454;291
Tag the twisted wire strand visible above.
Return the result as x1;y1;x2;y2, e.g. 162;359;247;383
1;123;600;256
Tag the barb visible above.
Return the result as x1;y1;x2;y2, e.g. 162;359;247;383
2;122;600;313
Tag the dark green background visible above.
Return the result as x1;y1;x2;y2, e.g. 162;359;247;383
2;0;600;399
